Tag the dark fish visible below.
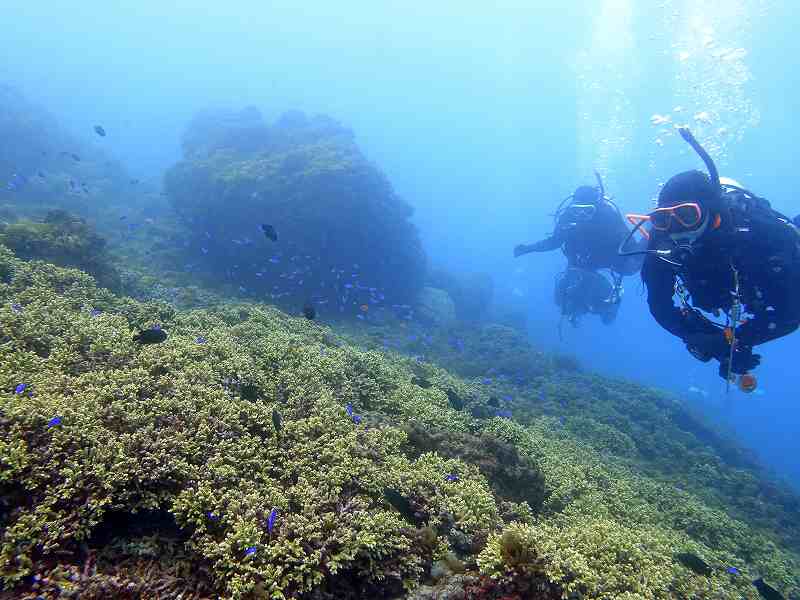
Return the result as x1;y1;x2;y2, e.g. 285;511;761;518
70;153;80;162
94;125;106;137
488;396;500;408
675;552;712;576
130;179;139;185
132;327;168;344
383;488;420;524
272;409;282;436
302;303;316;320
260;224;278;242
753;578;785;600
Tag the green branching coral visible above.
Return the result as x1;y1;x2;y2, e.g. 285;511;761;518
2;240;800;600
0;209;120;289
0;244;495;598
478;518;758;600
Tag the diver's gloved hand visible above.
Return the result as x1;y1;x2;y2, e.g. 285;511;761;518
684;331;730;362
514;244;532;258
717;346;761;379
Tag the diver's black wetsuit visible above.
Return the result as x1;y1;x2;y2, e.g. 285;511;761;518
517;195;644;325
524;200;641;275
643;185;800;371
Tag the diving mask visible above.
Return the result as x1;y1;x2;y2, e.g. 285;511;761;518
649;202;703;232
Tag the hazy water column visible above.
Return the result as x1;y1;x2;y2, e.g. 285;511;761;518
575;0;639;193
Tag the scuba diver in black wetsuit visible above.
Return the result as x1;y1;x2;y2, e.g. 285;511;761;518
621;127;800;392
514;172;645;327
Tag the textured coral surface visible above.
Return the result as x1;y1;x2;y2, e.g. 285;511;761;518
1;242;799;599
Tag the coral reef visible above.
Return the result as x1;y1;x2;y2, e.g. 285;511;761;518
2;241;800;599
0;209;120;289
163;108;426;311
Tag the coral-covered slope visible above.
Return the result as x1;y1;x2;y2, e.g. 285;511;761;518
1;244;799;600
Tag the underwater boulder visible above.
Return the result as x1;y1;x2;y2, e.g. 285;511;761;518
415;286;457;327
165;108;426;309
426;266;494;322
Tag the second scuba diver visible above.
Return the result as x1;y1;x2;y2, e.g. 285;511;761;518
622;127;800;391
514;172;645;326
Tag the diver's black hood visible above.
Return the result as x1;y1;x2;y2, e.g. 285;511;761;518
573;185;600;204
658;170;718;210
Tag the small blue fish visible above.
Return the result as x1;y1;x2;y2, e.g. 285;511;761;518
445;474;459;482
47;416;62;428
268;507;278;533
207;511;219;521
482;378;492;385
352;414;362;424
726;566;740;575
239;286;247;293
11;302;22;314
120;215;127;220
244;546;257;557
344;283;353;289
495;410;512;419
196;336;207;344
15;383;27;394
201;247;209;255
346;403;353;418
90;309;102;317
356;314;365;320
503;394;513;402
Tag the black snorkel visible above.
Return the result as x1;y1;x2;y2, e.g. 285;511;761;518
618;127;721;261
595;168;623;218
594;169;605;198
677;127;720;192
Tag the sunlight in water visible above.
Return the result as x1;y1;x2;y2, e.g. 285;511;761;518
654;0;763;167
575;0;637;195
